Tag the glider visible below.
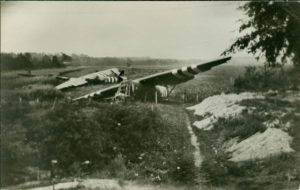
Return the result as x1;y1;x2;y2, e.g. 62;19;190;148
73;56;231;101
55;68;124;90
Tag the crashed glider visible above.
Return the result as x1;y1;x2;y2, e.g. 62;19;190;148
55;68;124;90
73;56;231;101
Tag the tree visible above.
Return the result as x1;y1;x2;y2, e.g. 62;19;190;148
52;56;61;67
42;55;52;67
126;58;132;68
24;53;33;74
223;2;300;66
62;53;72;62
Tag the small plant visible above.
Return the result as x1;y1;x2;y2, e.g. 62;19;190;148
169;152;197;184
106;154;128;178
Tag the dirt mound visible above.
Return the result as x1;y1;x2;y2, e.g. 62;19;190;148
27;179;189;190
29;181;78;190
227;128;294;162
187;92;295;162
80;179;121;189
187;92;263;130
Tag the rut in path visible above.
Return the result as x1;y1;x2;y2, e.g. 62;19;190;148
184;112;203;168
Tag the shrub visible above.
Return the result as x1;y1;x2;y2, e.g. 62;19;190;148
212;113;267;142
240;98;293;113
233;66;296;92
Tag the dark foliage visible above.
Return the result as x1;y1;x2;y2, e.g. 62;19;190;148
233;66;298;91
69;55;180;67
223;2;300;66
239;98;293;114
213;113;267;142
1;52;67;70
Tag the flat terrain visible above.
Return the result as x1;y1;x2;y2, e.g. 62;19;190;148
1;58;246;100
4;57;299;190
1;59;246;189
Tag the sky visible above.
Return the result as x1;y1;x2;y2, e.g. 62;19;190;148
1;1;247;60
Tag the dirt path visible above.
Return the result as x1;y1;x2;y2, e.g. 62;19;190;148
184;112;203;168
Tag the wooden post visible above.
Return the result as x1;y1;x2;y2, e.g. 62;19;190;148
196;93;199;103
155;91;158;104
128;84;130;96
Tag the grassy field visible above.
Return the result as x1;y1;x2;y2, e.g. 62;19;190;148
49;62;245;100
4;52;300;190
1;58;246;100
3;60;244;187
5;57;278;189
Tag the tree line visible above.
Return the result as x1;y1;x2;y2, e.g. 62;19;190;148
1;52;187;71
0;52;72;71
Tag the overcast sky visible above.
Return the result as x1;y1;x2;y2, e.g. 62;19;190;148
1;1;247;59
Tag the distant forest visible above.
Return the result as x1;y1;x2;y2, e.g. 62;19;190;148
1;52;187;71
0;52;72;71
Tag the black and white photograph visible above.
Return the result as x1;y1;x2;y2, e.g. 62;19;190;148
1;1;300;190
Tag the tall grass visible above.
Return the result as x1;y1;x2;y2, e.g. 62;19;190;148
1;95;197;186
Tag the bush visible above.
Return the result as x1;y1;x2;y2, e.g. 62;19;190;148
233;66;296;92
239;98;293;113
212;113;267;142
